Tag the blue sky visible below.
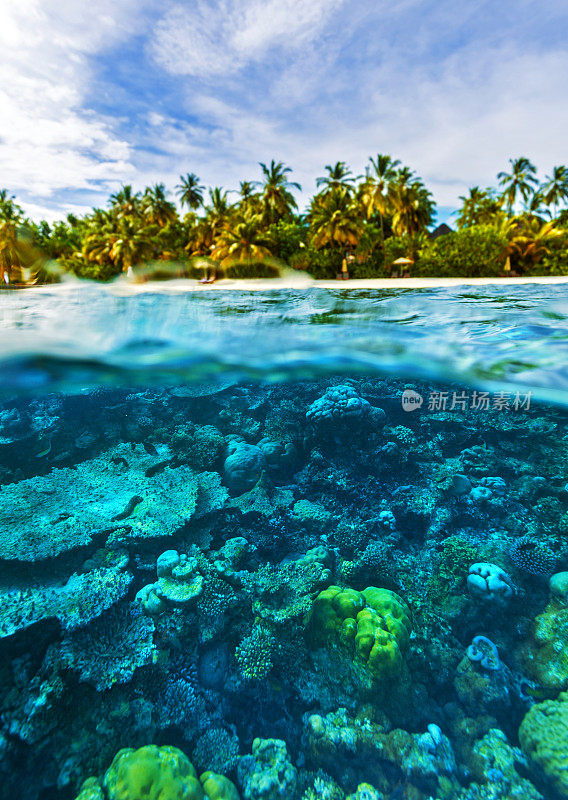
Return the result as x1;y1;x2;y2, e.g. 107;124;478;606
2;0;568;225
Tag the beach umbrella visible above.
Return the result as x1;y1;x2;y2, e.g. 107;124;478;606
391;256;414;277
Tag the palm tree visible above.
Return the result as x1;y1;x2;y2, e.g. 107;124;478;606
497;157;538;215
361;154;401;246
230;181;261;215
238;181;256;202
109;185;142;219
389;178;435;237
526;190;546;218
541;166;568;219
316;162;357;193
258;160;301;225
82;229;113;268
0;190;35;283
0;190;24;224
394;166;415;187
186;188;232;257
514;218;565;266
205;187;231;222
210;212;272;267
309;187;362;249
142;184;178;227
109;219;154;272
176;173;205;211
456;187;504;228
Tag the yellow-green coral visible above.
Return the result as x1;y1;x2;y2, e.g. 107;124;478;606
75;778;104;800
518;601;568;690
200;772;240;800
306;585;411;681
519;692;568;798
103;745;203;799
98;745;240;800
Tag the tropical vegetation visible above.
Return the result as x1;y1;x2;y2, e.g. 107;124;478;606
1;154;568;284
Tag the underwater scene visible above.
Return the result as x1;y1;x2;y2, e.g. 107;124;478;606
2;285;568;800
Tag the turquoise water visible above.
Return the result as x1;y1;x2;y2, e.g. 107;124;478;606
1;284;568;799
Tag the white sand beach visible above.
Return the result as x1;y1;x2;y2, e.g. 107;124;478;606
107;275;568;293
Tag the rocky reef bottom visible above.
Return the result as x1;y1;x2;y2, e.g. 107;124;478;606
1;375;568;799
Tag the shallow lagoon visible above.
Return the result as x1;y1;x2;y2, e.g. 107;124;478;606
1;284;568;800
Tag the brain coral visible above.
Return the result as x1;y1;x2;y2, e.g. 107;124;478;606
306;585;411;682
519;692;568;799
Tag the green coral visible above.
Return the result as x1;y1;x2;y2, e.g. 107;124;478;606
193;728;240;775
172;424;226;471
346;786;382;800
75;778;105;800
518;600;568;690
200;772;240;800
306;585;412;682
251;558;329;624
76;744;240;800
103;745;203;799
519;692;568;799
0;564;132;639
58;603;156;691
238;738;297;800
468;729;542;798
534;496;564;534
136;550;203;615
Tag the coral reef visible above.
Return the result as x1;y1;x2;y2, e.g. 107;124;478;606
2;375;568;800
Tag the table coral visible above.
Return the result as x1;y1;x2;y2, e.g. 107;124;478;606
0;443;204;560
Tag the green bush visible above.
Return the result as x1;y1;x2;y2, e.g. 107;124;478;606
266;220;308;262
224;260;280;279
417;226;507;277
289;246;342;279
528;250;568;276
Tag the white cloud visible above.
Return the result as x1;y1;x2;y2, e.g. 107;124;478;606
233;0;343;53
19;200;94;226
151;0;345;78
0;1;147;202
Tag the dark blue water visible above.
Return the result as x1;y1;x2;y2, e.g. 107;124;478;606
1;284;567;800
